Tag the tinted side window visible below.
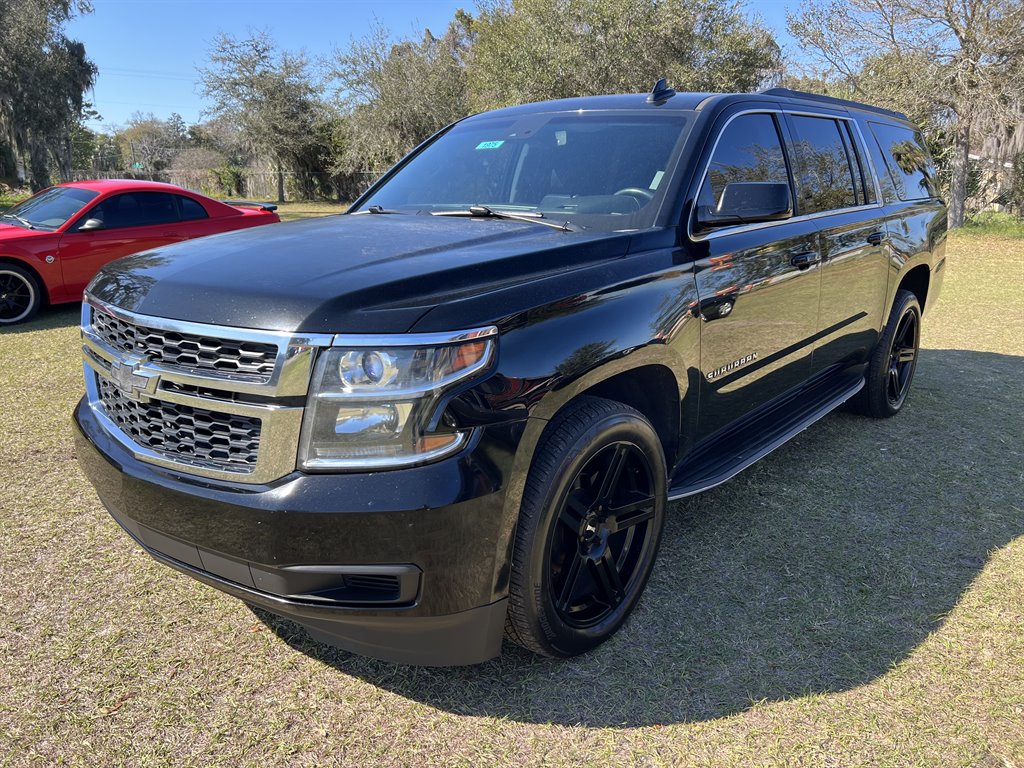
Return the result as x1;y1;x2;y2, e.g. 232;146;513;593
701;113;790;208
789;116;857;214
83;192;179;230
839;122;872;204
178;196;208;221
861;122;899;203
869;122;936;201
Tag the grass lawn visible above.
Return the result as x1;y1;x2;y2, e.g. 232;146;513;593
0;223;1021;767
273;200;347;221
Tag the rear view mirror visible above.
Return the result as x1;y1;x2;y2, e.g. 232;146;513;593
78;218;105;232
697;182;792;228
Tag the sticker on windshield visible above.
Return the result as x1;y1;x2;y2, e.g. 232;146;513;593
476;140;505;150
649;171;665;190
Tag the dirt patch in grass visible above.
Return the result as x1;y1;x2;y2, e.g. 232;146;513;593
0;229;1021;767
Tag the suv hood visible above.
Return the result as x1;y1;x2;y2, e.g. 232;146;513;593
87;213;630;333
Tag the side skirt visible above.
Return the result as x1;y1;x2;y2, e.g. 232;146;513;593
668;369;865;500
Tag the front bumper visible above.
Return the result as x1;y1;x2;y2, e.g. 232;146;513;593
74;398;526;666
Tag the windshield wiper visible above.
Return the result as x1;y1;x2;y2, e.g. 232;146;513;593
352;205;403;215
1;212;33;229
431;205;578;232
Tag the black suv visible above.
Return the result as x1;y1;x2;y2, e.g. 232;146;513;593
74;85;946;665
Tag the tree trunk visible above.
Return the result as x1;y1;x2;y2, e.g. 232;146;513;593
948;118;970;228
28;138;49;191
54;135;72;182
276;159;285;203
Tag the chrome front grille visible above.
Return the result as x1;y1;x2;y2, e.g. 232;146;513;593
98;378;261;472
92;310;278;381
81;296;333;484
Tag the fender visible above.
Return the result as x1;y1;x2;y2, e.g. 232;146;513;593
472;258;701;599
0;246;63;303
882;200;947;317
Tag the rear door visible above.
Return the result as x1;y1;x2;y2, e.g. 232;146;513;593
784;112;889;374
690;109;822;439
58;191;183;297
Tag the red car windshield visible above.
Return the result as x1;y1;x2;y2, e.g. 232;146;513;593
1;187;99;232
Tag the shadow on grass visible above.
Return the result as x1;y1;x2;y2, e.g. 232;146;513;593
0;302;81;334
252;347;1023;726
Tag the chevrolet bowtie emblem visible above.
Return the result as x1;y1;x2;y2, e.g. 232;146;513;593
109;357;158;399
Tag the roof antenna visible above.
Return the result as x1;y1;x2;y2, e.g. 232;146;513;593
647;78;676;105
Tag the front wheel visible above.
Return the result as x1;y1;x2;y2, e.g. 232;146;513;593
854;289;921;418
505;396;666;658
0;264;42;325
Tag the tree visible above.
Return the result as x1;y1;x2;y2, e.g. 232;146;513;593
199;33;328;202
788;0;1024;227
0;0;96;188
70;119;97;173
464;0;781;111
116;113;187;174
329;22;470;174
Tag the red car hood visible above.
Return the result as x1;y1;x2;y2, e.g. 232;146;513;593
0;222;48;241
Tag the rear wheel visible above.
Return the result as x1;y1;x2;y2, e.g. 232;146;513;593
505;396;666;658
0;264;42;325
854;289;921;418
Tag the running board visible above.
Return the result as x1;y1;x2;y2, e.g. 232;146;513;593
667;374;864;500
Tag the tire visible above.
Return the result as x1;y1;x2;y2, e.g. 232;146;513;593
505;396;667;658
854;288;921;418
0;263;42;326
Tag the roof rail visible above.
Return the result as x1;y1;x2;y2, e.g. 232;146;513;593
758;88;909;121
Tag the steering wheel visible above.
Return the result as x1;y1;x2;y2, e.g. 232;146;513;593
613;187;655;204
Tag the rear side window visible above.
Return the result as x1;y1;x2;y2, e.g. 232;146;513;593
700;113;790;208
178;196;208;221
84;192;180;230
869;122;937;201
789;115;858;214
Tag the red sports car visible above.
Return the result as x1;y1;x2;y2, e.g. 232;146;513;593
0;180;280;325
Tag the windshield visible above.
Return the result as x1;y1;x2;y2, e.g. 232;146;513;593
355;111;692;232
1;187;99;231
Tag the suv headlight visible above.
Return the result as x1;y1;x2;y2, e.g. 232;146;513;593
298;328;497;470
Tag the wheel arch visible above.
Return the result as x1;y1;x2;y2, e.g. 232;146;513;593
575;365;681;466
500;354;685;558
0;256;50;305
897;264;930;314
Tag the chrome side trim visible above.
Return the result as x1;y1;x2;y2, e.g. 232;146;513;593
687;108;884;243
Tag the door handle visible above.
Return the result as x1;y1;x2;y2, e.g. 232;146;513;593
866;231;888;246
790;251;820;269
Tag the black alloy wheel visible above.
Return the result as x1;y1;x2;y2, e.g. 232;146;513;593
0;265;41;325
505;396;667;658
886;307;919;409
548;441;657;628
854;288;922;418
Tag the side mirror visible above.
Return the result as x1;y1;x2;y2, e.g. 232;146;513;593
78;218;105;232
697;182;792;229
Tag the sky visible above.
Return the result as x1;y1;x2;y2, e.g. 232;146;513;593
67;0;798;131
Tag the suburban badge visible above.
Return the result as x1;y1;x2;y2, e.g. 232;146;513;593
706;352;759;381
